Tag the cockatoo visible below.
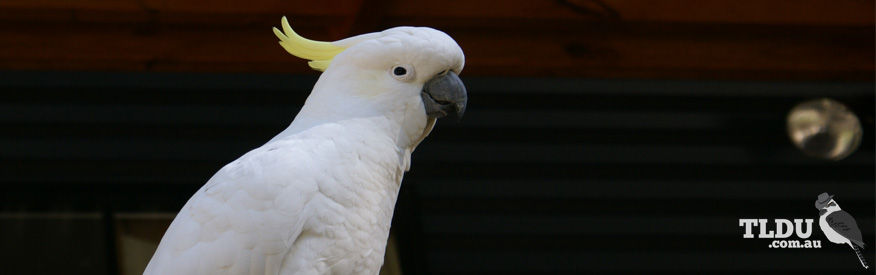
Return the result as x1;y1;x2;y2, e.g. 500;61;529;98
144;17;467;275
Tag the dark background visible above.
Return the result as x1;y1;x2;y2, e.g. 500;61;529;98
0;1;873;274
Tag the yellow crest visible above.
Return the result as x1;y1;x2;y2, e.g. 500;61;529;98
272;17;345;71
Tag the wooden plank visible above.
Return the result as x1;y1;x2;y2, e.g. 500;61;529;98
0;0;871;79
451;23;874;79
0;0;360;15
0;21;311;72
0;0;871;26
386;0;874;26
6;21;868;80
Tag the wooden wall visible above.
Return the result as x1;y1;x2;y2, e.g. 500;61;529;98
0;0;872;79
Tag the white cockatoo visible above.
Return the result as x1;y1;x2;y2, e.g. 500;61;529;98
144;17;467;275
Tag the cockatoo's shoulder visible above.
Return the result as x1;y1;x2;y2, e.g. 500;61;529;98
145;137;338;275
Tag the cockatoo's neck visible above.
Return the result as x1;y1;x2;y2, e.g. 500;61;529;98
269;71;432;153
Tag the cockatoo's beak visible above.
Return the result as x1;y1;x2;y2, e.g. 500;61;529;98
421;71;467;120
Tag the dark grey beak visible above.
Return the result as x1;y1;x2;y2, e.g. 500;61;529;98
421;71;467;119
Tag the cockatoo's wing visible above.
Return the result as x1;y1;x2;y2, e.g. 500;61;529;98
145;138;324;275
827;210;866;248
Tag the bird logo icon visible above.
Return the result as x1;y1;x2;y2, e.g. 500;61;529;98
815;192;869;269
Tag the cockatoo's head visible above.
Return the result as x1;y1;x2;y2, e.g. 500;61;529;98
273;17;467;149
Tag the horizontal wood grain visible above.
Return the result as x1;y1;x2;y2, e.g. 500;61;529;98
1;0;871;25
0;0;872;79
0;22;870;79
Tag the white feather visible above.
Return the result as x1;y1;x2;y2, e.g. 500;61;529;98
146;25;464;275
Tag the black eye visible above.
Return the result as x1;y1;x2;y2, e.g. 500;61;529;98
393;66;407;76
390;65;415;81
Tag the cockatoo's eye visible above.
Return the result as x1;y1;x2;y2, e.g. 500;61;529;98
390;65;415;82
